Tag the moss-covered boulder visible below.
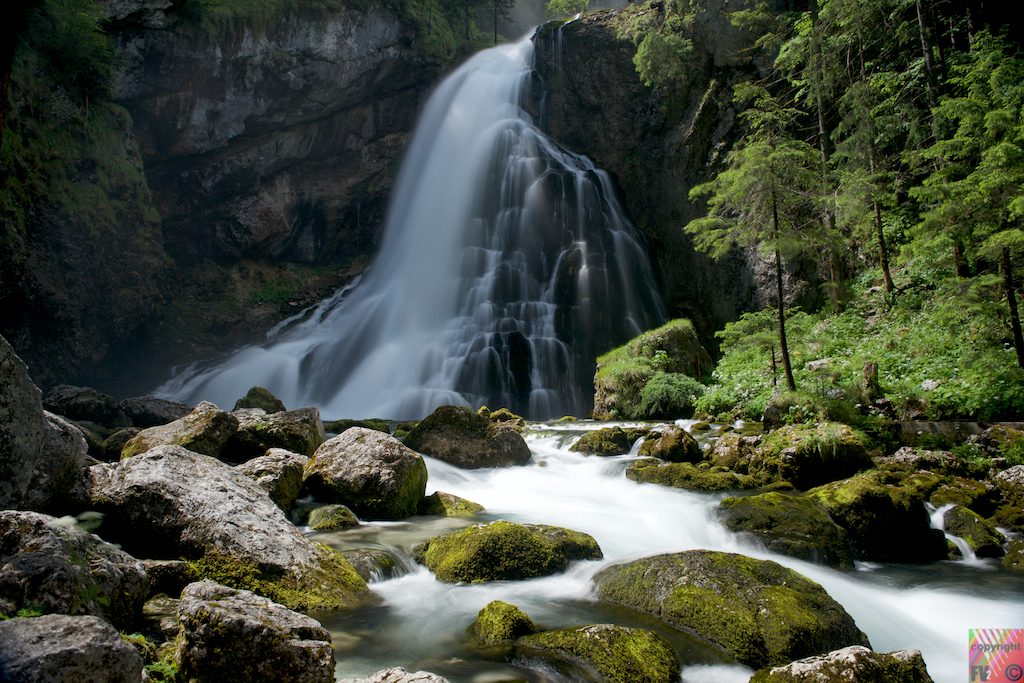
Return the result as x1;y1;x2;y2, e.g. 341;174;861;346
308;504;360;531
233;386;287;413
569;426;648;456
340;549;402;583
747;423;872;490
592;319;712;420
419;491;485;517
1002;538;1024;573
626;459;758;491
929;477;1000;518
519;624;680;683
717;492;855;570
120;401;239;459
942;506;1005;558
478;406;527;432
638;425;701;463
227;407;327;462
403;405;531;468
710;432;761;470
594;550;870;669
303;427;427;520
416;521;602;583
470;600;536;644
750;645;934;683
809;471;948;562
992;465;1024;533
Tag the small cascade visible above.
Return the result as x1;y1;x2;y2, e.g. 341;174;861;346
928;502;977;561
157;35;664;420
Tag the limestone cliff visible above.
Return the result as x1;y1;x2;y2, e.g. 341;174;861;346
532;4;827;344
0;0;441;396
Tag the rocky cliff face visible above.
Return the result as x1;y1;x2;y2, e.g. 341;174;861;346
532;5;826;343
1;0;441;396
114;4;438;267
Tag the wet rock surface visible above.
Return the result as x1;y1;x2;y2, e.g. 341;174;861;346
404;405;531;468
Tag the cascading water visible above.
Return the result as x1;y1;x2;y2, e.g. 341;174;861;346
315;422;1024;683
157;36;664;420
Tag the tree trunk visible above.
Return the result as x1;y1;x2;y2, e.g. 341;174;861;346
772;186;797;392
1002;247;1024;369
874;200;894;292
915;0;940;110
953;242;970;278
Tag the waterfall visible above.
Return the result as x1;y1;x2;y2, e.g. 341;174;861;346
157;35;665;420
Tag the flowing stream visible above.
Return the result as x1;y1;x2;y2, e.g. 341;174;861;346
157;35;664;420
312;422;1024;683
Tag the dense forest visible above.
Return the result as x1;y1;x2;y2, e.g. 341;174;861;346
600;0;1024;436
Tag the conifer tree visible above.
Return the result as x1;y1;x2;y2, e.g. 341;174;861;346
684;84;823;391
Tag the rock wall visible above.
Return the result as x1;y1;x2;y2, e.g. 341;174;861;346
532;5;826;345
0;1;441;396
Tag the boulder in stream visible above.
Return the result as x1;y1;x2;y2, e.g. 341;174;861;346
0;510;148;630
626;459;758;491
23;412;91;515
0;613;144;683
419;491;485;517
519;624;681;683
750;645;934;683
43;384;131;430
235;447;309;512
308;504;360;531
746;423;872;489
233;386;287;413
337;669;452;683
227;406;327;461
118;396;192;428
176;580;334;683
120;401;239;459
569;426;647;456
470;600;536;644
717;492;856;570
403;405;531;468
638;424;701;463
303;427;427;520
89;445;368;611
942;505;1005;558
808;470;949;562
594;550;870;669
416;520;602;582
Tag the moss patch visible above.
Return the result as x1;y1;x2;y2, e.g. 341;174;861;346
471;600;536;644
626;459;758;491
417;521;602;583
520;624;680;683
418;491;485;517
570;426;648;455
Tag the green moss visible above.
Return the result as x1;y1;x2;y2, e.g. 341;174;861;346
471;600;536;644
749;422;872;489
418;521;602;583
570;426;648;455
233;387;286;413
626;459;758;491
186;546;368;612
418;491;485;517
943;506;1006;558
307;504;359;531
521;624;680;683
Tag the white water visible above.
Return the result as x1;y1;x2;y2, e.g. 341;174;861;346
317;424;1024;683
157;36;664;420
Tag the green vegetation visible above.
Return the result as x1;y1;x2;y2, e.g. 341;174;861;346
616;0;1024;426
520;625;681;683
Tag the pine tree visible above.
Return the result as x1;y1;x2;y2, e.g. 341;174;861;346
684;84;823;391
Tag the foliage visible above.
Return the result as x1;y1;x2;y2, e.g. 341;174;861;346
546;0;588;19
26;0;115;100
615;0;695;88
635;373;705;418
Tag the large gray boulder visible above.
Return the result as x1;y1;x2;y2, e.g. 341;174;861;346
750;645;934;683
118;396;192;428
0;335;49;510
717;492;856;570
403;405;531;468
594;550;870;669
43;385;130;430
338;669;451;683
227;406;327;461
303;427;427;520
0;511;148;630
89;445;367;611
119;401;239;459
0;614;144;683
235;448;309;513
23;412;90;515
176;580;335;683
